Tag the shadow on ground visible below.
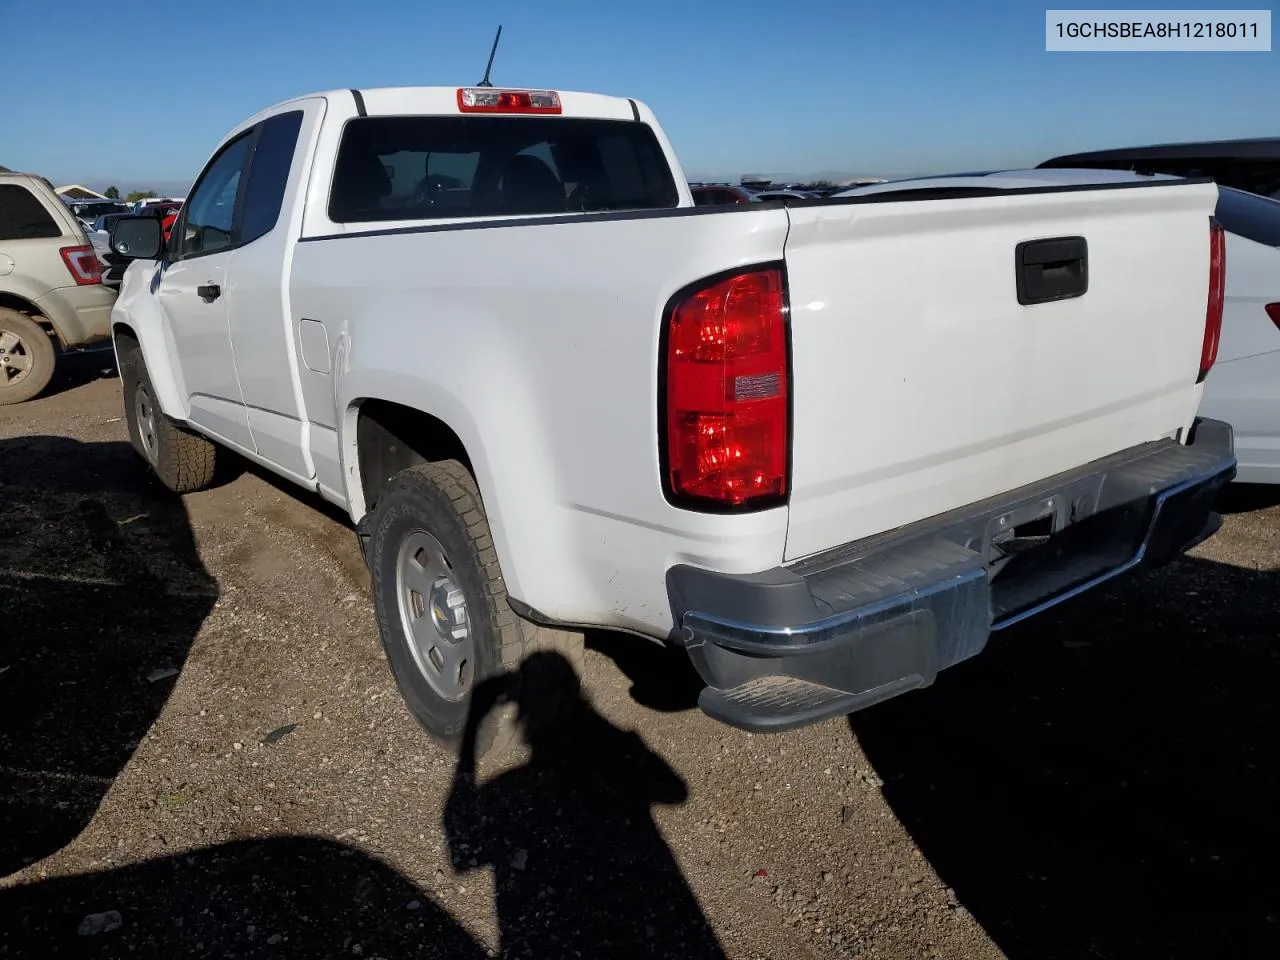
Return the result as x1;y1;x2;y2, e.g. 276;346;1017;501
38;346;119;400
0;837;485;959
850;555;1280;959
1;435;722;958
1216;481;1280;515
444;651;726;959
586;630;706;713
0;436;213;876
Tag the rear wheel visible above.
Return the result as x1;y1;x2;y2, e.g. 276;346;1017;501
367;460;584;759
117;339;219;493
0;308;56;406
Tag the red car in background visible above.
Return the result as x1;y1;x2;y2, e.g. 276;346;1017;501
161;209;180;243
99;202;182;287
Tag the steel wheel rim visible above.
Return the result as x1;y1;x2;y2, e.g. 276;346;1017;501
0;329;33;388
134;382;159;465
395;530;474;702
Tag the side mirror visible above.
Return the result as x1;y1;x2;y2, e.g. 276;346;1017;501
110;216;163;260
383;163;395;180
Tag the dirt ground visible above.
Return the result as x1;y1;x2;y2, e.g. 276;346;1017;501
2;353;1278;960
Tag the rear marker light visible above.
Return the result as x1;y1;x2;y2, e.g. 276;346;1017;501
1198;218;1225;383
663;268;790;508
59;245;102;286
1266;303;1280;330
457;88;562;114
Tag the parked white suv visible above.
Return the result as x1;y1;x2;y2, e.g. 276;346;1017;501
0;172;116;404
106;85;1235;757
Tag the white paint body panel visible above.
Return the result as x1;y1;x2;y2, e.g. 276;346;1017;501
1197;233;1280;483
110;89;1220;642
291;207;794;633
227;97;329;481
783;182;1218;561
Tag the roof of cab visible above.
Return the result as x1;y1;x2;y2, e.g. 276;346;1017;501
248;86;640;125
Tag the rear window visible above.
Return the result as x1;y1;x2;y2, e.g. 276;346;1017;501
1216;187;1280;248
0;184;62;240
328;116;679;223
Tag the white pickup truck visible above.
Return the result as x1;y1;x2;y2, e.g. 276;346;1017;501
107;85;1236;756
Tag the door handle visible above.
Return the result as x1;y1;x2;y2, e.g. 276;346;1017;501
1015;237;1088;306
197;283;222;303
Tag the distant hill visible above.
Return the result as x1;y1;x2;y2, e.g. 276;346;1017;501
0;164;11;173
80;179;192;198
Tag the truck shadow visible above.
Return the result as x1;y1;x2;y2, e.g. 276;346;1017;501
1;435;721;958
849;554;1280;959
585;630;707;713
0;435;216;877
1216;481;1280;515
0;437;484;957
0;836;486;959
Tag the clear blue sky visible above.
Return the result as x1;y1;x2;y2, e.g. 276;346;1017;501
3;0;1276;187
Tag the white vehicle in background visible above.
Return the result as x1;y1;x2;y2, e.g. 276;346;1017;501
1197;187;1280;483
130;197;185;214
106;85;1234;759
837;172;1280;484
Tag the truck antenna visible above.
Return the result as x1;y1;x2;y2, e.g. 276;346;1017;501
477;25;503;88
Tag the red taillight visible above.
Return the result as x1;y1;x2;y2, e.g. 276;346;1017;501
456;88;562;114
1266;303;1280;330
663;268;790;508
59;245;102;286
1198;218;1226;383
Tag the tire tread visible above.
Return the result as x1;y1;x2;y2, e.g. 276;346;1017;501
372;459;584;758
118;338;219;493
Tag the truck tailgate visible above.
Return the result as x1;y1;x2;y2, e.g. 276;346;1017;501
782;180;1220;562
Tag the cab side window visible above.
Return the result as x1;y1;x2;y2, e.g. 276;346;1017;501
176;133;252;259
240;111;304;244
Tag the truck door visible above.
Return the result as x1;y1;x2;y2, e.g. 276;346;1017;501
225;101;326;484
156;131;255;450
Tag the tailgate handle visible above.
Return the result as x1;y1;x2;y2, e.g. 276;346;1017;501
1015;236;1088;306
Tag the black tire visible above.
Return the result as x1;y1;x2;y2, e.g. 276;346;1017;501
0;308;57;405
117;338;218;493
368;460;584;759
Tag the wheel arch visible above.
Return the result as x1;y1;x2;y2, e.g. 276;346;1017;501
109;293;187;421
351;398;476;518
0;292;55;337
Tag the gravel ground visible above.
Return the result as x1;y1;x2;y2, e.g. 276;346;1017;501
1;354;1277;959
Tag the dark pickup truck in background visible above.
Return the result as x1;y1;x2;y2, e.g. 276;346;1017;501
1041;137;1280;200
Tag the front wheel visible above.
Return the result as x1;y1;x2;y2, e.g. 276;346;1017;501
367;460;584;759
117;339;219;493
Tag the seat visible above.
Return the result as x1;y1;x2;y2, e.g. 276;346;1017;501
331;149;392;220
500;154;565;215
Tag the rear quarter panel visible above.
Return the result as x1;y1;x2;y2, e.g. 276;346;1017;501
289;207;792;636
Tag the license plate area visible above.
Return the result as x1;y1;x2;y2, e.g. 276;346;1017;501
984;472;1106;573
986;496;1151;623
